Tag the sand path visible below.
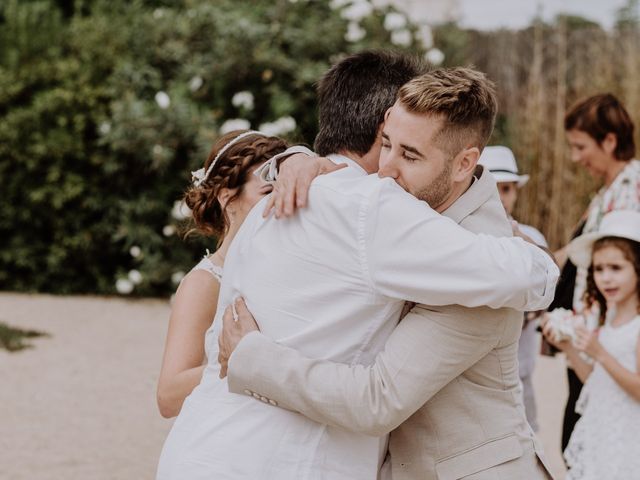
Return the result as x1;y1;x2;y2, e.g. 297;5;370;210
0;292;567;479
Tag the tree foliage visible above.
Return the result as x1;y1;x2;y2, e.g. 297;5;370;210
0;0;425;295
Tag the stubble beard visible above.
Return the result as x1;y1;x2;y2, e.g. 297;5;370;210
415;160;453;209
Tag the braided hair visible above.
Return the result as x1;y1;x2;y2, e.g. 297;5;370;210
184;130;287;240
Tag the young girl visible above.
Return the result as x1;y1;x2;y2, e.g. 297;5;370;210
156;130;286;417
543;210;640;479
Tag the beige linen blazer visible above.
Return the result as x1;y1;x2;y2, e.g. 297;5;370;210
228;166;554;480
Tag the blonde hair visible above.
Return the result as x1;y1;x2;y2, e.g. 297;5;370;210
397;67;497;156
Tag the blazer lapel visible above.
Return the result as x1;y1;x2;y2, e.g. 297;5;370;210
442;165;497;224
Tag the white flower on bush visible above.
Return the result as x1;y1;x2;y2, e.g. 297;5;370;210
345;21;366;42
115;278;134;295
384;12;407;31
341;0;372;22
153;8;165;19
163;225;176;237
259;116;297;136
231;91;255;111
155;91;171;109
391;29;412;47
219;118;251;135
189;76;203;92
418;24;434;49
129;246;141;258
171;271;185;284
171;200;191;220
259;122;280;137
98;122;111;135
279;116;297;132
330;0;351;10
128;269;143;285
152;144;165;159
425;48;445;66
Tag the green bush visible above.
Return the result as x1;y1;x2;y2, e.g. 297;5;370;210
0;0;426;296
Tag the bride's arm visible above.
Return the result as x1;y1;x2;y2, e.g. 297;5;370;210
156;270;219;418
258;148;346;218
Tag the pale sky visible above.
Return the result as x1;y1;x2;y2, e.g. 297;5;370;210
458;0;631;30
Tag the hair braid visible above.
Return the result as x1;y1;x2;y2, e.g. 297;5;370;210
183;131;288;241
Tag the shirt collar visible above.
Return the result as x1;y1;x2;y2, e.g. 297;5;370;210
327;153;369;176
442;165;496;224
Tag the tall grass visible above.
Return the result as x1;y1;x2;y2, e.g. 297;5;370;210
458;18;640;247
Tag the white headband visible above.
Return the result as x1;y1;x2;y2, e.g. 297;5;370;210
191;130;265;186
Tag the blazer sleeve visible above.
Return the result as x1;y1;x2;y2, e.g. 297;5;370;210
227;306;504;436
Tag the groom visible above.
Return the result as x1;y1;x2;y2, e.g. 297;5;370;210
216;52;557;478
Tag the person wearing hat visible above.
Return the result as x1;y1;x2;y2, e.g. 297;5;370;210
479;146;546;245
550;93;640;454
479;145;548;432
542;210;640;479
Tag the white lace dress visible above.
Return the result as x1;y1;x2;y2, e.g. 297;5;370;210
564;315;640;479
189;255;223;283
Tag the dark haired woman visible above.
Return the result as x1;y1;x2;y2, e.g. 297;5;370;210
156;130;286;418
546;93;640;451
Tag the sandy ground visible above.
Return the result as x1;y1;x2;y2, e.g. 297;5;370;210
0;292;568;479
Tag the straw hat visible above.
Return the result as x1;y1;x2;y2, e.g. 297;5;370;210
478;146;529;186
567;210;640;268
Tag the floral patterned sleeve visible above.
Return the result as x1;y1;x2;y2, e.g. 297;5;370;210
584;160;640;234
576;160;640;315
606;168;640;212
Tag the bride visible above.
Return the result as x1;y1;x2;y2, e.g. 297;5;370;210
155;137;391;479
155;130;352;480
156;130;283;418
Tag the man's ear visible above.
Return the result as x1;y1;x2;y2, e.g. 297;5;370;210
217;187;234;210
383;107;392;122
601;132;617;156
453;147;480;182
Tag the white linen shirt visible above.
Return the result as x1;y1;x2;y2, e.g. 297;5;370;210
170;154;559;480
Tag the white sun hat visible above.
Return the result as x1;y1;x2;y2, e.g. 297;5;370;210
478;146;529;186
567;210;640;268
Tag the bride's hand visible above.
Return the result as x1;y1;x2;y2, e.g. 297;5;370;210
218;298;260;378
263;154;346;219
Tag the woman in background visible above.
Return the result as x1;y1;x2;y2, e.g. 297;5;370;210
547;93;640;451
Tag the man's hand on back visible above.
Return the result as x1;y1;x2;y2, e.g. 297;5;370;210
511;220;558;266
218;298;260;378
263;154;346;218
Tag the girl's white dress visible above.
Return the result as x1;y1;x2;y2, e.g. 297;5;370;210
190;255;223;282
564;315;640;479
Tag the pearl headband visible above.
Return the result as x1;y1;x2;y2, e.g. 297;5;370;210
191;130;265;186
